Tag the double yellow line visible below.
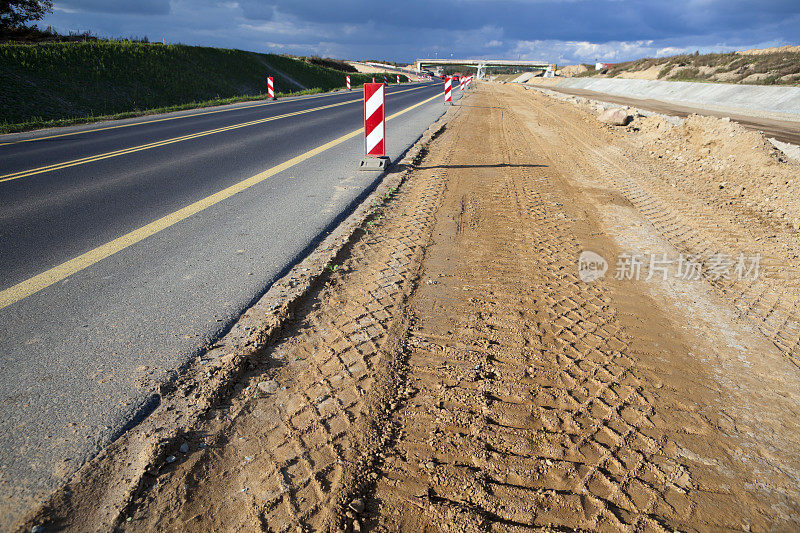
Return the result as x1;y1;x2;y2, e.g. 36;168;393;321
0;85;430;184
0;91;334;148
0;90;443;310
0;83;434;148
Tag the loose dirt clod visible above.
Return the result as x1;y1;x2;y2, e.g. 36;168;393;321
599;107;632;125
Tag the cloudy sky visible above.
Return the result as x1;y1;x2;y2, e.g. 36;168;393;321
41;0;800;65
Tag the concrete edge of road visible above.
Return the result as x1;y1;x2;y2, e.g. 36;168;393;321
554;77;800;123
15;99;462;533
521;83;800;159
0;83;431;144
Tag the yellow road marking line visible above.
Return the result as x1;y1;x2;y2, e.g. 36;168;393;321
0;85;431;184
0;93;330;147
0;91;441;310
0;83;432;147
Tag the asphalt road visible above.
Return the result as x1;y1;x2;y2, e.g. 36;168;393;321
0;81;456;523
542;85;800;145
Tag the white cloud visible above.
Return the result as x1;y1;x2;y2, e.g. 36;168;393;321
656;46;687;56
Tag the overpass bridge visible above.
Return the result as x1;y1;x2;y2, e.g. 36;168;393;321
415;58;551;79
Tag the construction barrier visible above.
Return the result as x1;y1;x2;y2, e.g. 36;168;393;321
397;75;400;84
444;76;452;104
460;77;466;91
346;75;351;91
267;76;275;100
465;76;473;89
359;83;389;170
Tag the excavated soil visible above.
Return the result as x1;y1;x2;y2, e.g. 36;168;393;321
42;84;800;532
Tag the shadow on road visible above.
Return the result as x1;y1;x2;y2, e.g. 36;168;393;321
414;163;548;170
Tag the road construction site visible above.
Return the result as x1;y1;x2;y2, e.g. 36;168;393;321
14;81;800;532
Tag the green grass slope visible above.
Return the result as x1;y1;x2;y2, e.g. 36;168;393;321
577;50;800;86
0;42;407;132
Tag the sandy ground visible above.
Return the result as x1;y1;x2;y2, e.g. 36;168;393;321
21;83;800;532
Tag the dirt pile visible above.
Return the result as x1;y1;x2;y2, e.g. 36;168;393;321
631;112;800;229
556;64;588;77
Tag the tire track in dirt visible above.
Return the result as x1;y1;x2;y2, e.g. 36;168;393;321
524;88;800;370
369;86;799;532
118;114;465;532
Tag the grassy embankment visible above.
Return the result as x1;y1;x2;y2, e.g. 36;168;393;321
573;50;800;85
0;42;408;133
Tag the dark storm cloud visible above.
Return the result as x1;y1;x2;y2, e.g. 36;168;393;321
56;0;170;15
41;0;800;63
239;0;800;42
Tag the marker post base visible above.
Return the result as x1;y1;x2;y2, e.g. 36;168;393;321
358;156;390;171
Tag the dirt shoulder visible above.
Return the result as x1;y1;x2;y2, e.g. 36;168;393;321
371;84;800;531
23;83;800;532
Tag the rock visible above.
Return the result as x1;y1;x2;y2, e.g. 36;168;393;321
257;380;279;394
598;108;632;126
348;498;365;514
179;443;189;454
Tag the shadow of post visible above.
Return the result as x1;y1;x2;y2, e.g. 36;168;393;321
413;163;548;170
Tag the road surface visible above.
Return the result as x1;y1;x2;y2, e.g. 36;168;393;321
0;81;454;524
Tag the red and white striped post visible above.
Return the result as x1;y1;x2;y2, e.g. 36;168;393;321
444;76;453;104
466;75;473;89
372;77;376;83
346;75;351;91
359;83;389;170
267;76;275;100
460;77;466;91
396;75;400;84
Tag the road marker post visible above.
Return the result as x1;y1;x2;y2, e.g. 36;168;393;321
444;76;453;104
346;75;351;91
397;75;400;84
460;77;466;91
267;76;276;100
359;83;389;171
